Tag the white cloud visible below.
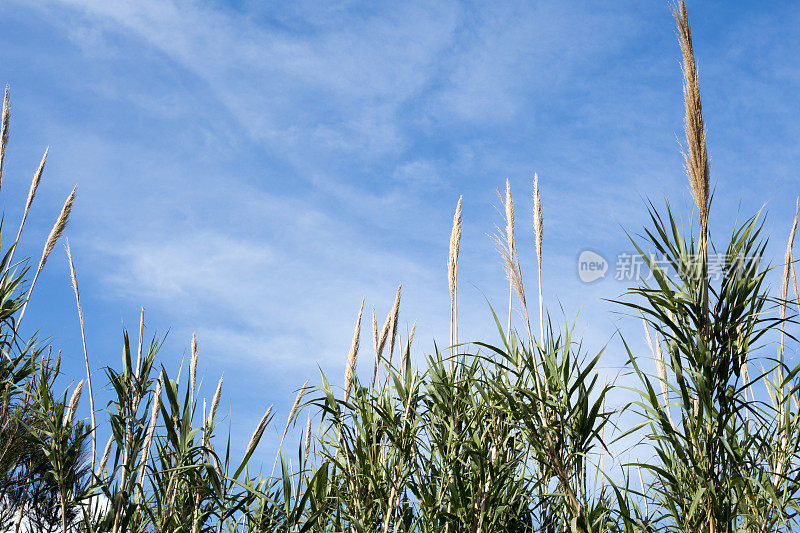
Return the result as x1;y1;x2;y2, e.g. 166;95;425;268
36;0;458;153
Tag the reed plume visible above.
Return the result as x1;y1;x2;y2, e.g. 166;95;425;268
136;307;144;378
138;372;163;485
64;380;83;425
96;435;114;479
190;333;198;406
737;324;750;405
386;285;402;366
0;85;8;190
642;315;674;428
448;197;462;352
675;1;710;221
271;380;309;475
17;186;76;331
504;180;515;337
373;286;401;385
493;187;525;338
401;321;416;370
303;411;312;467
12;148;48;264
674;0;711;326
66;240;97;470
344;299;364;402
792;254;800;319
533;173;544;347
780;199;798;366
371;306;377;356
208;373;223;425
637;466;649;518
493;184;543;395
245;405;273;459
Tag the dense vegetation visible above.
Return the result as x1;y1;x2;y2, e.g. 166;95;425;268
2;3;800;531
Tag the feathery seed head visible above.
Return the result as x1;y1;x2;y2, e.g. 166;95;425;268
372;306;378;355
96;435;114;477
505;179;515;253
38;186;76;276
448;197;463;303
0;85;9;188
245;405;273;457
402;321;416;369
190;333;198;395
65;380;84;424
17;149;48;243
533;173;542;264
781;200;798;315
386;284;402;364
209;373;223;424
136;307;145;377
673;1;710;223
344;299;364;401
303;411;312;465
284;380;308;436
642;317;669;408
138;373;163;483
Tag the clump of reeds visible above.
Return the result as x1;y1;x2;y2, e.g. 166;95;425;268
2;3;800;531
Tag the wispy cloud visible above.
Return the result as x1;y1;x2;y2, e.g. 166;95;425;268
5;0;800;464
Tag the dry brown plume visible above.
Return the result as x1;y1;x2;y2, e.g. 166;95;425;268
674;0;711;328
674;1;710;223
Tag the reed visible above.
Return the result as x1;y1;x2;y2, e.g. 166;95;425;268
1;3;799;531
11;148;48;265
675;0;711;328
344;299;364;402
190;333;198;407
16;185;76;331
208;373;223;425
533;173;544;347
0;85;8;190
65;240;97;471
448;196;462;353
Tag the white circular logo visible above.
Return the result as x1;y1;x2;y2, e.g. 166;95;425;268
577;250;608;283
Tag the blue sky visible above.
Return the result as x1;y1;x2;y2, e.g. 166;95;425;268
2;0;800;466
